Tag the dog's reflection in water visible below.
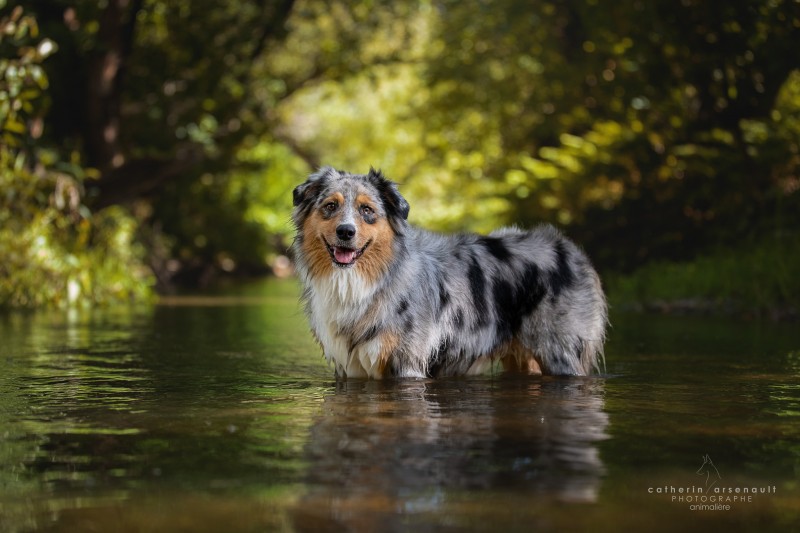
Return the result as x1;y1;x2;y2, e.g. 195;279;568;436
294;377;608;530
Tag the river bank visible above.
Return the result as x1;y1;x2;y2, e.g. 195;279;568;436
606;235;799;321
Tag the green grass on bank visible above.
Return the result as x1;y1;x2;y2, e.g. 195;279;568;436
606;235;800;319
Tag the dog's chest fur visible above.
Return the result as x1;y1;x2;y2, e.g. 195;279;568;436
306;270;391;378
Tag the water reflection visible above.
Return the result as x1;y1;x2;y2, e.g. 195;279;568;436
2;293;797;531
296;377;608;529
0;298;326;527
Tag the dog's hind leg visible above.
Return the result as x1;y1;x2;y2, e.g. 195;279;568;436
496;340;543;375
502;355;543;375
522;334;600;376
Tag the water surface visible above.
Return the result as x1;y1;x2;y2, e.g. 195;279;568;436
0;279;798;532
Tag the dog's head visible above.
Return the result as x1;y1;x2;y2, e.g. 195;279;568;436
292;167;409;281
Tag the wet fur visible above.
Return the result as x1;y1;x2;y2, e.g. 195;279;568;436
291;167;607;379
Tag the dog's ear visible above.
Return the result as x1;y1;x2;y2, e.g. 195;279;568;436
293;167;335;207
367;168;410;230
292;184;307;207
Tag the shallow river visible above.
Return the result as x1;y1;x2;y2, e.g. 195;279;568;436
0;279;798;532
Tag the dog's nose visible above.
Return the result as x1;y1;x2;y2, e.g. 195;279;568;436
336;224;356;241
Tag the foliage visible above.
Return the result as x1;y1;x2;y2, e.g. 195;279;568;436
608;234;800;318
417;0;800;269
3;0;800;311
137;0;448;278
0;183;153;307
0;148;153;307
274;0;800;272
0;3;53;146
0;3;152;307
277;61;514;234
148;140;308;282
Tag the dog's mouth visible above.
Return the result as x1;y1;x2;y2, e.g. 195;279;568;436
323;237;371;267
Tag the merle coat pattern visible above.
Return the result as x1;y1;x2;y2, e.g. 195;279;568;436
291;167;607;378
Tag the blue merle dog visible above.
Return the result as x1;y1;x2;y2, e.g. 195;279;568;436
291;167;607;378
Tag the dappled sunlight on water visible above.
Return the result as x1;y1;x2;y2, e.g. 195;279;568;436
0;280;798;532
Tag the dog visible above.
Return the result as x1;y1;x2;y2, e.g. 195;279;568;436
291;167;607;379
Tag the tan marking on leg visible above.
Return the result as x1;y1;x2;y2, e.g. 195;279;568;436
498;339;543;375
375;331;400;378
466;356;493;376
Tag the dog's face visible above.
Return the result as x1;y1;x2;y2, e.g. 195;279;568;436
292;167;409;282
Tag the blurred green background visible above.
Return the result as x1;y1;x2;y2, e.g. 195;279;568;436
2;0;799;315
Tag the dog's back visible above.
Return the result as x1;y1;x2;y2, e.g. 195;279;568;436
384;224;606;377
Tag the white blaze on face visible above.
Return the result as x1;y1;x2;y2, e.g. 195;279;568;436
330;189;361;266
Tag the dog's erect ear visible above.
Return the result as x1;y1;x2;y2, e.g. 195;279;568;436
292;184;306;206
293;167;336;207
367;167;410;226
293;181;325;207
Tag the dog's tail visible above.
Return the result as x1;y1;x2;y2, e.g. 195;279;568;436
580;269;608;375
579;336;606;375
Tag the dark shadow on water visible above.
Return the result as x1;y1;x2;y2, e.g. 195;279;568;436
294;376;608;531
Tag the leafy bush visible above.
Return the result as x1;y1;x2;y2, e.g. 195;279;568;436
0;4;153;308
607;235;800;318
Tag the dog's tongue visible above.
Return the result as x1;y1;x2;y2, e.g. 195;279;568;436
334;247;357;264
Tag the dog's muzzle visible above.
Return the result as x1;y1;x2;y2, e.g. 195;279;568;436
323;237;371;267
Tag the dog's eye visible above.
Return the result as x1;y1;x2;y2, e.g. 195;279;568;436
323;202;338;213
360;205;374;217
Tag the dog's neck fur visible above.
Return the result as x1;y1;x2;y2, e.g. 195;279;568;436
308;267;377;308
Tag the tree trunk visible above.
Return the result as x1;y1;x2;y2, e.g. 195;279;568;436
84;0;142;172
